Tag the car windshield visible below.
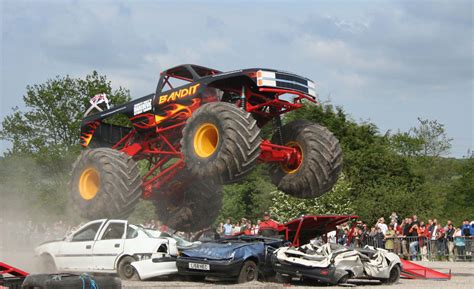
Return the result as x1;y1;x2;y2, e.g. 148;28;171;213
173;235;193;247
136;225;194;247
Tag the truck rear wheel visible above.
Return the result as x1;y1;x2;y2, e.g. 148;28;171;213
180;102;261;184
70;148;142;219
269;120;342;198
154;179;222;232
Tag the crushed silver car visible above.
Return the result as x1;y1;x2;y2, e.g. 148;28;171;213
272;242;402;285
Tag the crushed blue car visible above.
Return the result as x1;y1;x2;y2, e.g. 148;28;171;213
176;235;288;283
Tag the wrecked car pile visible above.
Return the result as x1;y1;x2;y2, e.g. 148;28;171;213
9;215;458;286
34;215;400;285
272;243;401;285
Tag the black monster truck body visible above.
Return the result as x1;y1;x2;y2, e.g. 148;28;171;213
72;64;342;231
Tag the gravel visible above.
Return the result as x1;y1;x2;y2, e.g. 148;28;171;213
122;261;473;289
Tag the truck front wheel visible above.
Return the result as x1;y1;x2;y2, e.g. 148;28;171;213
70;148;142;219
181;102;261;184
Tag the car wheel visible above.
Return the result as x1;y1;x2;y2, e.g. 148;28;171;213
237;260;258;283
337;273;349;284
382;265;401;285
117;256;139;280
37;254;57;273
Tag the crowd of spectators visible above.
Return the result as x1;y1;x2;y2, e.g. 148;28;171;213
2;212;472;263
331;212;474;262
215;212;279;237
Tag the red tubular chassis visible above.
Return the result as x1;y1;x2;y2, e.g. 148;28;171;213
80;64;318;199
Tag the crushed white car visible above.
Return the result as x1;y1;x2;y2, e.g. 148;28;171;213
272;243;402;285
130;232;199;280
34;219;192;280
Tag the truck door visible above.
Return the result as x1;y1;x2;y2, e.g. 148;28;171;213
92;220;126;270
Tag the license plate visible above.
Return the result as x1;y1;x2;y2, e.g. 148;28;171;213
188;262;210;270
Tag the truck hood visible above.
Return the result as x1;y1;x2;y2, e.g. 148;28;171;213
181;242;250;260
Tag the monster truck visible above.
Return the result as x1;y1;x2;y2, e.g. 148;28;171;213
71;64;342;231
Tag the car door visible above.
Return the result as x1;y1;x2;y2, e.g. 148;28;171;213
131;238;178;279
92;220;126;270
56;220;105;271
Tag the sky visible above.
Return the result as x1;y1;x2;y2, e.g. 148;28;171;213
1;0;473;157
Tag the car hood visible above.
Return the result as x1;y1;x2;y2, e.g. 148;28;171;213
37;239;64;247
181;242;251;260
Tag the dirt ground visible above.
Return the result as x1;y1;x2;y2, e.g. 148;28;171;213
122;261;473;289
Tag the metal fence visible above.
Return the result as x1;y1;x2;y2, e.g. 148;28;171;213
352;236;473;262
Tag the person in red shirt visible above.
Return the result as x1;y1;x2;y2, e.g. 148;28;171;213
417;221;430;261
258;212;279;236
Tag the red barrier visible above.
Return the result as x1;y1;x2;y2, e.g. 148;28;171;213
400;259;451;280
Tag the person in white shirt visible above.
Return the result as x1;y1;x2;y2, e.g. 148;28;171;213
223;218;233;236
376;217;388;235
327;230;337;243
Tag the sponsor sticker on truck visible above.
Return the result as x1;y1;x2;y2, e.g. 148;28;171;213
134;99;152;115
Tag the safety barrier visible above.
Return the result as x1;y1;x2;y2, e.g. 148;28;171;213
352;236;473;262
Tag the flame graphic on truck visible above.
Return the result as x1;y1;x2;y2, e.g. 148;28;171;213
131;98;201;130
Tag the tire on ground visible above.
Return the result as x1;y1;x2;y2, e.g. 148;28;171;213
22;274;121;289
269;120;342;198
237;260;258;283
382;264;401;285
154;175;222;232
180;102;261;184
117;256;139;280
70;148;142;220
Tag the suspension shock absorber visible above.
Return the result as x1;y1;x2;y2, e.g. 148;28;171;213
271;107;283;145
240;85;246;109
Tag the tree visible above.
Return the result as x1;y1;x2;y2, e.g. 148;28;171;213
219;166;276;223
284;102;425;223
443;157;474;224
412;118;452;157
389;131;424;157
0;71;130;155
269;174;353;222
0;72;131;219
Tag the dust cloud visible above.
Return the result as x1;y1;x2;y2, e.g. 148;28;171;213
0;155;78;273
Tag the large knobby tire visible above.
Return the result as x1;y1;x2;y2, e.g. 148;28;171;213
117;256;139;280
22;274;121;289
154;176;223;232
70;148;142;219
237;260;258;283
382;265;400;285
269;120;342;198
181;102;261;184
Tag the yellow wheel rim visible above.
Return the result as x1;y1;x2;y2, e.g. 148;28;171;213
79;167;100;200
194;123;219;158
281;141;304;174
